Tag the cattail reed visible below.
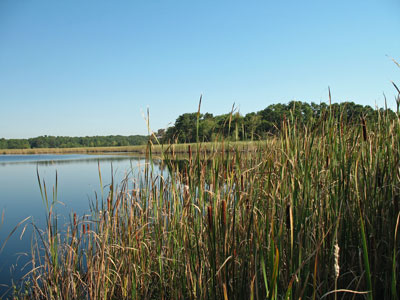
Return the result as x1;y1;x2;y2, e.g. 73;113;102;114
221;200;226;227
334;243;340;279
334;241;340;300
207;205;213;229
21;95;400;299
107;195;111;212
340;119;344;137
361;116;368;141
286;204;290;232
183;185;190;200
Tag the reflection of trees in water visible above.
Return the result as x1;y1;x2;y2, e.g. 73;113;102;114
0;155;163;167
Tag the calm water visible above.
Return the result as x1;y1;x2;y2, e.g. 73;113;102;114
0;154;159;297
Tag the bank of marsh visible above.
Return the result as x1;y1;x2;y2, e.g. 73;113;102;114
6;104;400;299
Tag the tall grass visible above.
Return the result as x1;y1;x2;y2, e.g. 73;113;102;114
0;141;263;156
10;100;400;299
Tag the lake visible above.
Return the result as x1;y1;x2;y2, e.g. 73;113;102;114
0;154;159;297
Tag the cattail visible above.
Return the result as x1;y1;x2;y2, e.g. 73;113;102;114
340;120;344;137
241;174;244;191
361;117;367;141
334;243;340;278
207;205;213;229
286;204;291;232
221;200;227;227
394;195;399;219
107;196;111;212
183;185;190;200
86;223;90;234
188;145;192;162
73;212;77;227
82;224;86;234
185;169;190;185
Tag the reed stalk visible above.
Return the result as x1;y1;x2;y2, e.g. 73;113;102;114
7;91;400;299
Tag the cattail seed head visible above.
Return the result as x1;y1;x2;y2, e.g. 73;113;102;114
207;205;213;229
82;224;86;235
73;213;77;227
107;196;111;211
334;243;340;278
221;200;226;227
183;185;190;199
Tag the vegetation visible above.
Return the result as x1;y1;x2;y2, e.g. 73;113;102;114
0;141;263;155
163;101;395;143
1;101;394;152
6;92;400;299
0;135;148;150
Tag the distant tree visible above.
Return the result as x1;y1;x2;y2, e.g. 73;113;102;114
171;113;200;143
2;101;396;150
244;113;262;140
199;118;216;142
0;138;7;149
7;139;30;149
155;129;166;140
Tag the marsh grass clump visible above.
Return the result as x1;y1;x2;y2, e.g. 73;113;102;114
10;98;400;299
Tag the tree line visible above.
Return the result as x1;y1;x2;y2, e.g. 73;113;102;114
162;100;396;143
1;101;395;149
0;135;148;149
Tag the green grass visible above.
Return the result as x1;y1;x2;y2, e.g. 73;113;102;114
6;102;400;299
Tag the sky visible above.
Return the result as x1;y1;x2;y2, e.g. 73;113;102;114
0;0;399;139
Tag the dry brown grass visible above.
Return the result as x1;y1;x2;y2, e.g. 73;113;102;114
0;140;266;155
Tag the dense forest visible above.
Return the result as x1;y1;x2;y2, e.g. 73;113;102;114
1;101;395;149
162;100;396;143
0;135;148;149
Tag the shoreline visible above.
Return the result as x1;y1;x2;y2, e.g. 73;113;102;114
0;141;266;155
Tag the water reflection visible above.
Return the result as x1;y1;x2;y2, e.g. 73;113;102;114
0;154;161;297
0;154;152;166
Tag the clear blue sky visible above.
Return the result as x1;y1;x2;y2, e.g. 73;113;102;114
0;0;399;138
